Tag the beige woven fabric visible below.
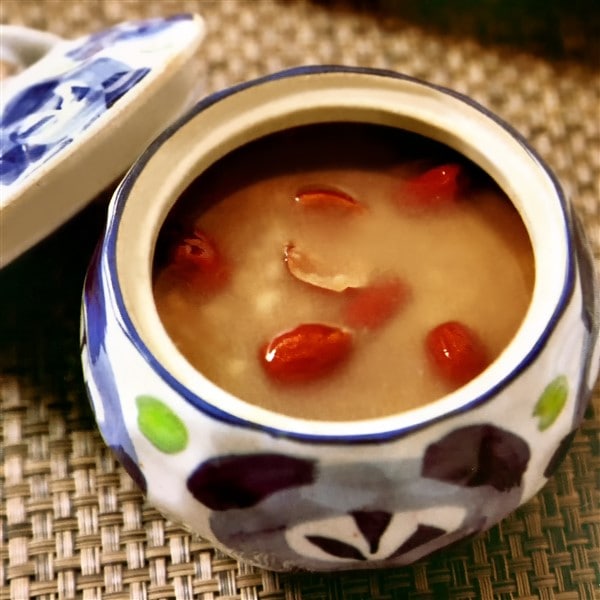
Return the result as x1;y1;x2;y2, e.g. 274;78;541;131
1;1;599;599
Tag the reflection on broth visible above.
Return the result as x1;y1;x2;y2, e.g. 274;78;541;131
153;123;535;421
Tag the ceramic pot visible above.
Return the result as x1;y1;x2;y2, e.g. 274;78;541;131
81;66;599;572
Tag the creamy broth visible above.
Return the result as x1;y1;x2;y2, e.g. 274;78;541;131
153;124;534;420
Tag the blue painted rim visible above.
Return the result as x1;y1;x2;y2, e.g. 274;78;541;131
102;65;575;444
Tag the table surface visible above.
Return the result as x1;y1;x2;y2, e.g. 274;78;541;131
1;1;599;599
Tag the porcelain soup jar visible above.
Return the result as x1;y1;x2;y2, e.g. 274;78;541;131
81;66;600;572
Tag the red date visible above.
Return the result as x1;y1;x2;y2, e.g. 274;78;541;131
425;320;488;386
260;323;353;383
397;163;465;210
294;187;366;213
167;228;229;291
343;277;409;330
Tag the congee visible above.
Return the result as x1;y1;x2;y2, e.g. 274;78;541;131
153;123;534;420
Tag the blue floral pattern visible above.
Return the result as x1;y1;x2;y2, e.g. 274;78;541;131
1;59;149;185
0;15;193;187
81;244;144;491
66;14;192;61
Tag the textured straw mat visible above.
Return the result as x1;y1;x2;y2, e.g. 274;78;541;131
1;1;599;599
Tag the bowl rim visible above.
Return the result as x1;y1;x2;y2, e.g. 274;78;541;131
101;65;575;443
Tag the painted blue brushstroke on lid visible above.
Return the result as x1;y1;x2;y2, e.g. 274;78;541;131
0;14;194;189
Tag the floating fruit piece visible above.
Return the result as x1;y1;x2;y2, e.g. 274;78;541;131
284;244;366;292
136;395;188;454
294;186;366;213
425;321;488;386
533;375;569;431
398;163;464;209
343;276;409;330
168;228;229;291
260;323;353;383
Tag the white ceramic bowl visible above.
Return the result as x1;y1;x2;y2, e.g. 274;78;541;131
81;66;599;571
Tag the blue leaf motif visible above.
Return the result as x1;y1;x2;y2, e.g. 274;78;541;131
65;14;193;61
2;80;62;126
102;68;150;108
82;244;141;475
1;58;150;186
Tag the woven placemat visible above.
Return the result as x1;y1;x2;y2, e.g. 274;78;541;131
1;1;599;599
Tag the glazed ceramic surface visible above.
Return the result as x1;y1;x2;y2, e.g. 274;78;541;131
0;15;204;267
81;67;600;572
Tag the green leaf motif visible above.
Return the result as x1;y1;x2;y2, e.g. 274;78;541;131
533;375;569;431
136;395;188;453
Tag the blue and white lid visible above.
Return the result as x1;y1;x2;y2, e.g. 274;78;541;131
0;14;205;267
